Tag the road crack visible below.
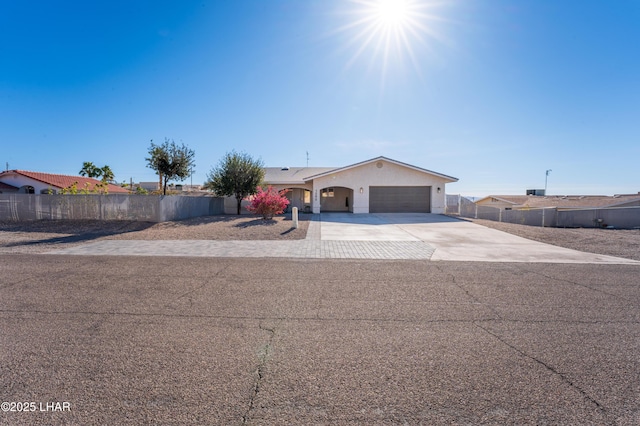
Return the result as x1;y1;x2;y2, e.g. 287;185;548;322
474;322;608;416
164;263;231;310
242;321;277;424
522;267;625;300
434;264;503;320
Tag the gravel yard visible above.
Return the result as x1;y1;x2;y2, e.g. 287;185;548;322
1;214;638;261
0;215;310;254
462;217;640;261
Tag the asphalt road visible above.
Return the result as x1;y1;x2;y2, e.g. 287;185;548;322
1;254;639;425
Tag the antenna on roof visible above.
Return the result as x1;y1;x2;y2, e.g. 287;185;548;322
306;151;309;167
5;162;8;172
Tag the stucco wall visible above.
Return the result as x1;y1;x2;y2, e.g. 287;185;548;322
310;160;451;213
0;194;224;222
223;196;252;215
455;201;640;229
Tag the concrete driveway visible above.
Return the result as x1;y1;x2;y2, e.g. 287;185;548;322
319;213;639;264
46;213;638;264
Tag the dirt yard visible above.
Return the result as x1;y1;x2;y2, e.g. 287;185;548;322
462;217;640;261
0;215;310;254
1;214;638;260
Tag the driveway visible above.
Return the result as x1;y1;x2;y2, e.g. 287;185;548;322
319;213;639;264
47;213;638;264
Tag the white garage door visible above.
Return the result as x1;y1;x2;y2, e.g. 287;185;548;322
369;186;431;213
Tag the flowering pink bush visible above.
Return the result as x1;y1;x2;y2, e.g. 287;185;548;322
246;186;290;219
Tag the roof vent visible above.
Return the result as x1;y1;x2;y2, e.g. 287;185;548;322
281;167;289;171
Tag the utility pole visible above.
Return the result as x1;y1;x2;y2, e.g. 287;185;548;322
545;169;552;195
306;151;309;167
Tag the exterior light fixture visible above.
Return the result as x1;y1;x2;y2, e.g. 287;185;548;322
437;187;441;193
359;187;363;194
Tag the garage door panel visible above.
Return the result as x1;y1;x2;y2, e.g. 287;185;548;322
369;186;431;213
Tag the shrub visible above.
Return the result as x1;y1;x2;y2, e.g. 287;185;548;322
246;186;290;219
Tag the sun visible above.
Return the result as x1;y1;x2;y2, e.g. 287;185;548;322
334;0;447;77
374;0;410;28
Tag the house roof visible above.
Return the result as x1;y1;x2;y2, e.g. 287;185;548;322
302;156;459;182
263;167;335;185
475;196;529;205
0;170;130;193
264;157;458;185
476;194;640;209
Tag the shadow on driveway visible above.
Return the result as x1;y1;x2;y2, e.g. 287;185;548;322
319;213;460;225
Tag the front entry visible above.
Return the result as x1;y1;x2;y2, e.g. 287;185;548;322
285;188;311;213
320;186;353;212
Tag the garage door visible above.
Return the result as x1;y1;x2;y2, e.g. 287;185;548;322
369;186;431;213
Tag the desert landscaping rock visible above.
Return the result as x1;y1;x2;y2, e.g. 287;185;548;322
463;217;640;261
0;215;310;254
2;214;639;263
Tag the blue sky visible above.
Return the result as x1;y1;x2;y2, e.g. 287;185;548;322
1;0;638;196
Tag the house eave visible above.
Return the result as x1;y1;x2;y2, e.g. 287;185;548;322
302;156;459;182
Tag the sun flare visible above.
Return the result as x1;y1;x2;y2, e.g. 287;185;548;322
335;0;447;77
375;0;410;28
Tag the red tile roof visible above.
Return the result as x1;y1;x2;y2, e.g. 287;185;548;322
2;170;130;193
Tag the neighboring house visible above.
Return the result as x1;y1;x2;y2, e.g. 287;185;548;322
137;182;203;193
138;181;161;192
264;156;458;214
475;194;640;210
0;170;130;194
0;181;19;193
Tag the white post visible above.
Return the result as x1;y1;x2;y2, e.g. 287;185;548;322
292;207;298;229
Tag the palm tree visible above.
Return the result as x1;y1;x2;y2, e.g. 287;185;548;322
79;162;101;178
100;165;115;183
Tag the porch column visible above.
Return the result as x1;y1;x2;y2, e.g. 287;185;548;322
312;184;321;214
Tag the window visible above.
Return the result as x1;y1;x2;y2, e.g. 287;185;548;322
321;188;334;198
304;190;311;203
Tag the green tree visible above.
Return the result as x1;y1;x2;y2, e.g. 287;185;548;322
145;138;195;195
205;151;264;215
79;162;115;194
79;162;101;178
100;165;114;183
